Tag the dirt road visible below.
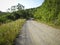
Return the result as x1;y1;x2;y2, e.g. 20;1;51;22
15;20;60;45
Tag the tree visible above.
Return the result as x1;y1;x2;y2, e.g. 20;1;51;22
17;3;24;10
11;6;17;12
7;8;10;12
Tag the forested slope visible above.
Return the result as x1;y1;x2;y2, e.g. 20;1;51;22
34;0;60;26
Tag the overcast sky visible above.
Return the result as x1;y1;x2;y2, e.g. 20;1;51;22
0;0;44;12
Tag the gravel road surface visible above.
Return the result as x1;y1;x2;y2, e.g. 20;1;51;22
15;20;60;45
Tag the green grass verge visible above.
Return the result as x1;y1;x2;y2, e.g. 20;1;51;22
0;19;25;45
36;19;60;29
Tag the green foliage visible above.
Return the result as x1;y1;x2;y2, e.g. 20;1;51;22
0;12;11;24
24;8;37;19
34;0;60;26
0;19;25;45
0;4;36;24
0;10;26;24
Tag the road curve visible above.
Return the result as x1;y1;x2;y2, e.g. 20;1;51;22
15;20;60;45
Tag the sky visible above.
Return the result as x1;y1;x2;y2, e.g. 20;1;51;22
0;0;44;12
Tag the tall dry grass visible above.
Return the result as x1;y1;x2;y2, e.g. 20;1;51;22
0;19;25;45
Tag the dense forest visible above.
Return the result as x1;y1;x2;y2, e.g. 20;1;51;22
34;0;60;27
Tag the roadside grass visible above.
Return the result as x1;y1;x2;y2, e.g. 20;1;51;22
0;19;25;45
36;19;60;29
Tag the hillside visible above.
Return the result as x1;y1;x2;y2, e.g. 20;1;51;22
34;0;60;27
